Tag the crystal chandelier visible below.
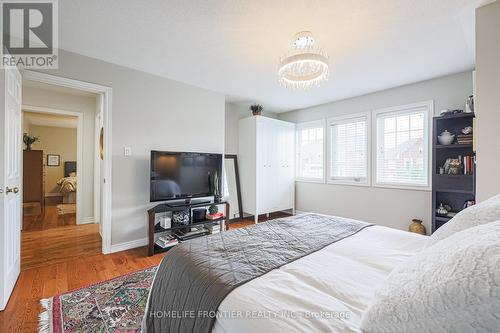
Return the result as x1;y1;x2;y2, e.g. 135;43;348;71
278;31;329;90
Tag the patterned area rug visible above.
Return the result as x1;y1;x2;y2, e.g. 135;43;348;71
39;266;157;333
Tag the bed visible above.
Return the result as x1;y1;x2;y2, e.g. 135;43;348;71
143;213;428;333
57;161;77;204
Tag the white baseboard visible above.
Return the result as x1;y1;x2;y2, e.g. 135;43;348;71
295;210;307;215
79;217;95;224
110;238;148;253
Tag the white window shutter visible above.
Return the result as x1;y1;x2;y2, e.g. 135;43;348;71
375;106;429;187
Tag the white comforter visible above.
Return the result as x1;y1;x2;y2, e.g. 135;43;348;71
212;225;428;333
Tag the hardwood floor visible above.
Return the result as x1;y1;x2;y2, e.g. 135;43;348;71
23;204;76;231
21;204;101;270
1;213;287;332
0;247;164;333
22;223;102;270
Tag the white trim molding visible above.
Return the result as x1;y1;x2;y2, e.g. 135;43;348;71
371;100;433;191
22;104;85;223
295;119;327;183
326;112;371;187
23;70;114;254
110;238;148;254
79;217;95;224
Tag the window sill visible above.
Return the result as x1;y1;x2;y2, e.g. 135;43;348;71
326;180;370;187
372;183;431;192
295;178;325;184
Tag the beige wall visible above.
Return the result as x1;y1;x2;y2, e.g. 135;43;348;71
22;85;97;221
30;49;225;246
29;125;77;195
475;1;500;202
278;71;473;232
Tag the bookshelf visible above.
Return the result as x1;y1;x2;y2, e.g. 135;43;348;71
432;112;475;232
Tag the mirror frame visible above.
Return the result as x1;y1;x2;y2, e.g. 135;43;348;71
224;154;243;222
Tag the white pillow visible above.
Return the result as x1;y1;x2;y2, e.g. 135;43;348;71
427;194;500;247
360;221;500;333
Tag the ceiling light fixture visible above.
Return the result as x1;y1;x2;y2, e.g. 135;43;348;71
278;31;329;90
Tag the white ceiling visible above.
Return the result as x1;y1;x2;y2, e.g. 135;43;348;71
58;0;484;112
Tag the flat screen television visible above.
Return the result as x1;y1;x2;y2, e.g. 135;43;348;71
150;151;222;202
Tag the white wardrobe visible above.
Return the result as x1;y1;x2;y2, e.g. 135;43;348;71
238;116;295;223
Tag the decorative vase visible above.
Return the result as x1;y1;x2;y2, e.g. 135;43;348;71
436;203;449;217
252;110;262;116
409;219;426;235
26;144;32;151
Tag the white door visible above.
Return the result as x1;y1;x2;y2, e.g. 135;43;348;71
0;65;22;310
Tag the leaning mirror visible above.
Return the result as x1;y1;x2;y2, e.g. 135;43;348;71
223;155;243;221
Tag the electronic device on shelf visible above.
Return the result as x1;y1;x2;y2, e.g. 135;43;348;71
150;150;222;202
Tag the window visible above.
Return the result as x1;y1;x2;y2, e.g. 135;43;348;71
375;102;431;188
328;114;369;185
296;120;325;181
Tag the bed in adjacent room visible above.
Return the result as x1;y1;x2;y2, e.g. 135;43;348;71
57;161;77;204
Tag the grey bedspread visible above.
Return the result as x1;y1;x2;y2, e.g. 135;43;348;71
143;213;373;333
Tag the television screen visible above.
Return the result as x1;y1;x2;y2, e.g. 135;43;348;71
150;151;222;202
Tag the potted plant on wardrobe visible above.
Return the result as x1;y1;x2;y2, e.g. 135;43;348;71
250;104;263;116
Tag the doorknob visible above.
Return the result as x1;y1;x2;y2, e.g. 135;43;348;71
6;186;19;194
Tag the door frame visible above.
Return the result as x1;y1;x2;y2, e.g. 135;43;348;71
23;70;113;254
94;110;102;230
21;105;84;224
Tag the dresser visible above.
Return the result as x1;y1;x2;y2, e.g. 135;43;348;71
23;150;44;210
238;116;295;223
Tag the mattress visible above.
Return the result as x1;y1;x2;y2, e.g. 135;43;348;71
212;225;428;333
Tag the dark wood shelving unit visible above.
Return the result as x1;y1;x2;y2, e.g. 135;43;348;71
432;112;475;233
147;200;230;256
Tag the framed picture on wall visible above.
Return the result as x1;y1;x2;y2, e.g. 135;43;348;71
47;154;60;166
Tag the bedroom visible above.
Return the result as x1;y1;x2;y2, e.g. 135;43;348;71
20;79;103;270
0;1;499;332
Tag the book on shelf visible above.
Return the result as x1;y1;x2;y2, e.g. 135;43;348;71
461;155;475;175
207;224;221;234
206;212;224;220
155;235;179;248
456;134;473;145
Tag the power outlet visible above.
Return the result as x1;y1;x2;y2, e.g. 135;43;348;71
124;146;132;156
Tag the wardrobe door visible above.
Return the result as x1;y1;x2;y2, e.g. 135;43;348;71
257;120;271;214
267;121;281;212
274;123;294;211
283;124;295;209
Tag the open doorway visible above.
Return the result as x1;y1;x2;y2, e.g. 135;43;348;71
20;80;102;270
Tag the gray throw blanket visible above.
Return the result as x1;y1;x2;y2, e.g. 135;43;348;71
143;213;373;333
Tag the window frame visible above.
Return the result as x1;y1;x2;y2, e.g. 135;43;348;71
295;119;327;183
326;112;371;187
372;101;433;191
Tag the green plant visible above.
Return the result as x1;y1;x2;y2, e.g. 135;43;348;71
208;205;218;215
250;104;263;115
23;133;39;150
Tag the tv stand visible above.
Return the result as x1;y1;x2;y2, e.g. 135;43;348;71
147;200;230;256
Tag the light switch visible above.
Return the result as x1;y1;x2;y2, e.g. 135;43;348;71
124;146;132;156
